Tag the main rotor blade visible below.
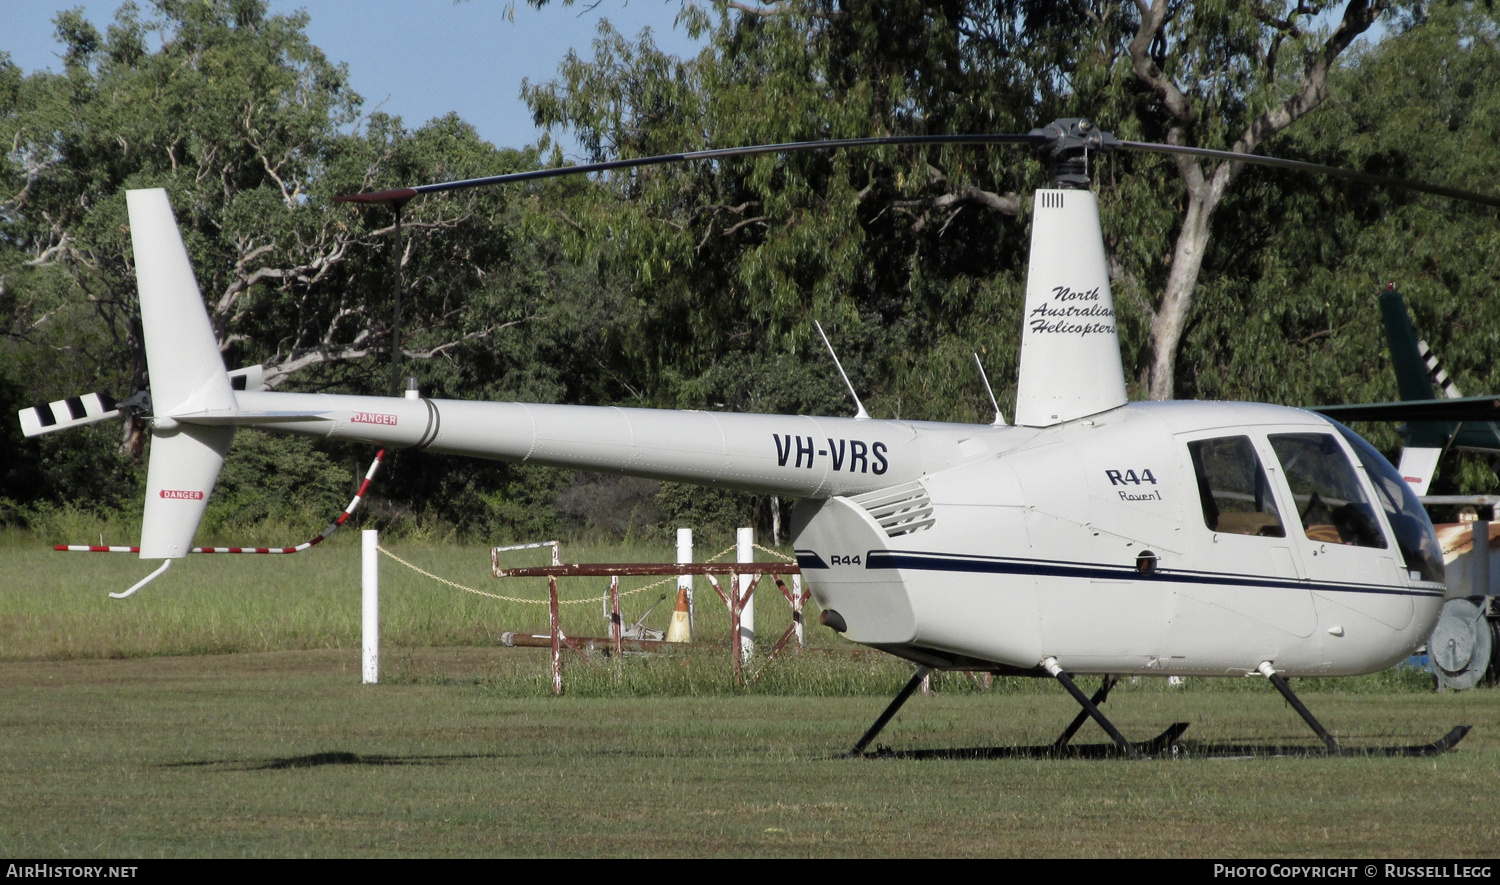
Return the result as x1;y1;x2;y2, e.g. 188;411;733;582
1314;396;1500;423
335;133;1043;204
1119;140;1500;209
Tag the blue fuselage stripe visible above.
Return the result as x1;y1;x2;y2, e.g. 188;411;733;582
858;550;1444;599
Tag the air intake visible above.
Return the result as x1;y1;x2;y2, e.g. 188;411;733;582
852;482;935;537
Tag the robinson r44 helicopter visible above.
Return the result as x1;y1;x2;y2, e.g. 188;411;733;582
22;119;1500;758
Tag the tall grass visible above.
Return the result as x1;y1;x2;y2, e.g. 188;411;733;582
0;525;1442;697
0;525;806;661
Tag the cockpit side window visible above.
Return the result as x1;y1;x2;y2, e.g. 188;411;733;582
1187;436;1286;537
1268;433;1388;549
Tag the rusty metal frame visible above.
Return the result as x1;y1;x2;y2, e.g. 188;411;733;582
492;557;802;692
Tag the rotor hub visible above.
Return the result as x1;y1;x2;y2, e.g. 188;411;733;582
1029;118;1121;189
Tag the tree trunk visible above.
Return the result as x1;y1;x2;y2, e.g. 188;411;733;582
1146;164;1229;400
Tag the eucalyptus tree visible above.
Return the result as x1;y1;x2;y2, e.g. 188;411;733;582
0;1;542;459
1176;1;1500;492
523;0;1425;409
0;1;577;526
523;1;1093;423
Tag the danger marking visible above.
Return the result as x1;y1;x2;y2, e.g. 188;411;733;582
352;412;398;426
159;489;204;500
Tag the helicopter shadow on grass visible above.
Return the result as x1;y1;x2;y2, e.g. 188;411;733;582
161;750;525;771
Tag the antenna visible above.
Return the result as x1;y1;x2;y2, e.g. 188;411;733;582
973;353;1006;426
814;321;869;420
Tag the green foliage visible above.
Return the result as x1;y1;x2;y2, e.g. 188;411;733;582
6;0;1500;541
653;480;757;539
201;430;353;535
522;1;1065;421
1173;1;1500;488
0;1;643;535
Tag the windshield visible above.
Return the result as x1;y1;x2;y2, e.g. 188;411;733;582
1326;420;1444;584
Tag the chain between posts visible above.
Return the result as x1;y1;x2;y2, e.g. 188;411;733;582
384;538;803;694
379;545;674;605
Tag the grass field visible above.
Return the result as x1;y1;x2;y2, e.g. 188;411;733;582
3;533;1500;857
3;649;1499;858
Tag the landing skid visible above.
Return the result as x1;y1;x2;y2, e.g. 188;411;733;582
1168;725;1471;759
858;723;1469;760
844;662;1471;760
859;722;1190;760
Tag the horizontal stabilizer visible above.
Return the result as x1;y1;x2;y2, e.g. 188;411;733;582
19;393;119;437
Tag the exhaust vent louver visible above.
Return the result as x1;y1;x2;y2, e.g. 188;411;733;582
852;482;935;537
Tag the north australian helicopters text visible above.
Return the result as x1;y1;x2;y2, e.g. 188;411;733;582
1028;285;1117;335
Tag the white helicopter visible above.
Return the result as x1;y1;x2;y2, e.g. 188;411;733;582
22;119;1498;757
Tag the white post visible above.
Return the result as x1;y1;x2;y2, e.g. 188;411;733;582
677;527;694;633
1475;519;1491;597
362;529;379;685
793;573;804;648
737;526;754;660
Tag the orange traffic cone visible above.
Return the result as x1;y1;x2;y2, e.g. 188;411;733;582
664;585;692;643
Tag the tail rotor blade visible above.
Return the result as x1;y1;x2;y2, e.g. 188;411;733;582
19;393;120;438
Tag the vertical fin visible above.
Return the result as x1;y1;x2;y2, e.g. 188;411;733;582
1381;286;1437;403
127;189;236;417
1380;285;1454;451
127;189;237;558
1397;447;1444;496
1013;189;1127;427
138;424;234;558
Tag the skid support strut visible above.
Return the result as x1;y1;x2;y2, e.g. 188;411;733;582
1258;661;1341;754
847;666;932;756
1043;658;1139;758
1053;674;1117;750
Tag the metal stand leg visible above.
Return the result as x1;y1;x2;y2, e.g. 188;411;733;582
1259;661;1340;754
1043;658;1139;758
1053;674;1117;750
848;665;933;756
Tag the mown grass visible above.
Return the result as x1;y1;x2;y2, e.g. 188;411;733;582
1;649;1497;858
